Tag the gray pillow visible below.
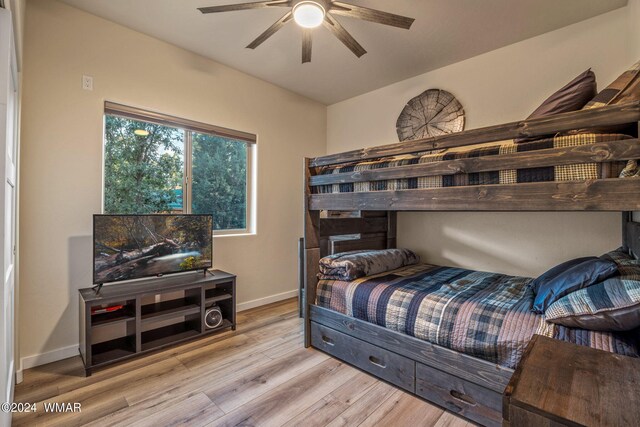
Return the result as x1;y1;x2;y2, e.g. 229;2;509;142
515;69;596;143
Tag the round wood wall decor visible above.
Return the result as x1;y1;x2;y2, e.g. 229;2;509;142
396;89;465;141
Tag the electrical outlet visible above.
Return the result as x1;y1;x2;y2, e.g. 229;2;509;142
82;75;93;91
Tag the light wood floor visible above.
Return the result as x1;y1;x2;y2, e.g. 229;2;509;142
13;298;471;427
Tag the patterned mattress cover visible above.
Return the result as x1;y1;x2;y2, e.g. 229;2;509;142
316;264;639;369
315;133;631;194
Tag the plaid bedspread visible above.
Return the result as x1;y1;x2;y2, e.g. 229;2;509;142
316;264;639;368
315;133;631;194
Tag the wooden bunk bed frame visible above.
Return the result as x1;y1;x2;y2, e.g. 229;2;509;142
303;102;640;426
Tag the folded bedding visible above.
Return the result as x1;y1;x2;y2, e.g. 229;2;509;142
316;263;639;369
314;133;631;194
318;248;420;281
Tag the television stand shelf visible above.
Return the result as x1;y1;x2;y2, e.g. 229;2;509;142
78;269;236;376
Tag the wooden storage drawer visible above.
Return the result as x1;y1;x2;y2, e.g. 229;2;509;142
416;362;502;427
311;321;415;392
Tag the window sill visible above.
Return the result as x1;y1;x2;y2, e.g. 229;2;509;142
213;231;256;238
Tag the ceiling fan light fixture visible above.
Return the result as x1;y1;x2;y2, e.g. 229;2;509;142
293;1;325;29
198;0;415;63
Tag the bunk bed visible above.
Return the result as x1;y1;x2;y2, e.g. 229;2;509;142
302;101;640;426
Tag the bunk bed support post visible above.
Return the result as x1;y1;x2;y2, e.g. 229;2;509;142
387;211;397;248
623;211;632;253
303;158;320;348
623;211;640;260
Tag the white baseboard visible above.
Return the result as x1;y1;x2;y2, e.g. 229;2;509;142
17;290;299;372
237;289;298;312
20;344;79;371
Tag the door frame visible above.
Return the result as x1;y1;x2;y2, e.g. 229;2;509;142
0;7;19;426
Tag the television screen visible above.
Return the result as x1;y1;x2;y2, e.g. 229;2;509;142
93;214;213;284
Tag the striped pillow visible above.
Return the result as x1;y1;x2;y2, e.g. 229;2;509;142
545;249;640;331
565;60;640;136
620;160;640;178
601;247;638;269
583;60;640;109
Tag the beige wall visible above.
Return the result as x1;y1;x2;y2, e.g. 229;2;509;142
631;0;640;59
327;6;639;277
19;0;326;362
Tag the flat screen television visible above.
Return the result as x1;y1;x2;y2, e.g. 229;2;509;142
93;214;213;285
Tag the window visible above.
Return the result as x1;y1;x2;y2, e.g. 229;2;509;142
103;102;255;234
191;132;248;231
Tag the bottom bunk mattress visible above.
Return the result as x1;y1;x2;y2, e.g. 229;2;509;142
316;264;639;369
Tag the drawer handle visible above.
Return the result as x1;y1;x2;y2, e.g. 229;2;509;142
450;390;477;406
368;355;386;368
321;335;335;346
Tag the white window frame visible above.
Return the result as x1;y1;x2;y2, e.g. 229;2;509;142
102;102;256;236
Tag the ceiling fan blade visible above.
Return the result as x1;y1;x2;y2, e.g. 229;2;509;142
246;12;293;49
302;30;312;63
198;1;290;14
323;14;366;58
329;2;415;30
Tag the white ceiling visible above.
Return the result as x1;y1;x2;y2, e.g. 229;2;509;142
58;0;628;104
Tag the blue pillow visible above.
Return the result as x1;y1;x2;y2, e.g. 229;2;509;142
531;258;618;313
529;257;597;294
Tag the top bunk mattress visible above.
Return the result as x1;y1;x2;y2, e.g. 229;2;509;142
316;263;639;369
314;133;633;194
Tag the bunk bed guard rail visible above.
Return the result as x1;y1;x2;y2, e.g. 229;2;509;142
306;102;640;212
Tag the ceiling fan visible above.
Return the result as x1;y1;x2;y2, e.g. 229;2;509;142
197;0;415;63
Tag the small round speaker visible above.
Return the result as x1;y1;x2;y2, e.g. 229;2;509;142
205;306;223;329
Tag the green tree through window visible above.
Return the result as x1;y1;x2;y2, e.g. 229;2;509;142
104;116;184;214
103;114;250;232
192;133;247;231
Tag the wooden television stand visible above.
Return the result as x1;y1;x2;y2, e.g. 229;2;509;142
78;270;236;376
